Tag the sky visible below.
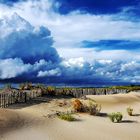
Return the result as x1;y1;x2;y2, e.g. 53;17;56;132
0;0;140;86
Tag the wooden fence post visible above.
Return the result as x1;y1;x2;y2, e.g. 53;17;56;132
2;94;3;107
25;92;27;103
0;94;1;108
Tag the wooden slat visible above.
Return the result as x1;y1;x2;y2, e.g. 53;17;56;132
0;89;42;108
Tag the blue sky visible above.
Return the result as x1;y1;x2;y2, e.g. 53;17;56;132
0;0;139;86
82;40;140;50
55;0;139;14
2;0;139;14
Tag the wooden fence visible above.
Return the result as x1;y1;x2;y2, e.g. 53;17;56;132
55;88;128;98
0;89;42;108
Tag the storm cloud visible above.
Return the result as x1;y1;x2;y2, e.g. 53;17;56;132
0;0;139;86
0;13;61;81
0;13;60;64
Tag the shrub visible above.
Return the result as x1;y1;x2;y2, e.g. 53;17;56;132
108;113;116;122
57;112;75;121
19;83;25;90
115;112;123;123
108;112;123;123
88;100;101;115
46;86;56;95
73;99;83;112
127;107;133;116
19;82;33;90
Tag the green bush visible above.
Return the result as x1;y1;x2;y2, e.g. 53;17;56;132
108;112;123;123
87;100;101;115
108;113;116;122
57;112;75;121
127;107;133;116
115;112;123;122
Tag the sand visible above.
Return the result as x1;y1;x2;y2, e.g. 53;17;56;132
0;92;140;140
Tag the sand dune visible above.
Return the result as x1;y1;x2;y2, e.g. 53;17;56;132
87;92;140;107
0;92;140;140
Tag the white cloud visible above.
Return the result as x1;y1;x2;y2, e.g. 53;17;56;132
0;13;60;64
0;56;139;84
0;0;139;84
0;0;140;62
58;48;140;62
61;57;85;68
37;68;61;77
0;58;31;79
60;57;140;83
120;61;140;72
98;60;112;65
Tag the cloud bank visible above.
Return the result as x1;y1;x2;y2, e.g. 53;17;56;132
0;0;139;86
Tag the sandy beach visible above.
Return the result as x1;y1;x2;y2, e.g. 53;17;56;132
0;92;140;140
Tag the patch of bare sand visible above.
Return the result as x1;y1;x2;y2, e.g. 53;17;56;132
1;92;140;140
87;92;140;107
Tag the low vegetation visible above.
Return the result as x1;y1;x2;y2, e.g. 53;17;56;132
127;107;133;116
110;85;140;92
73;99;84;112
46;86;56;95
108;112;123;123
87;99;101;115
19;82;33;90
72;99;101;116
57;112;75;121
